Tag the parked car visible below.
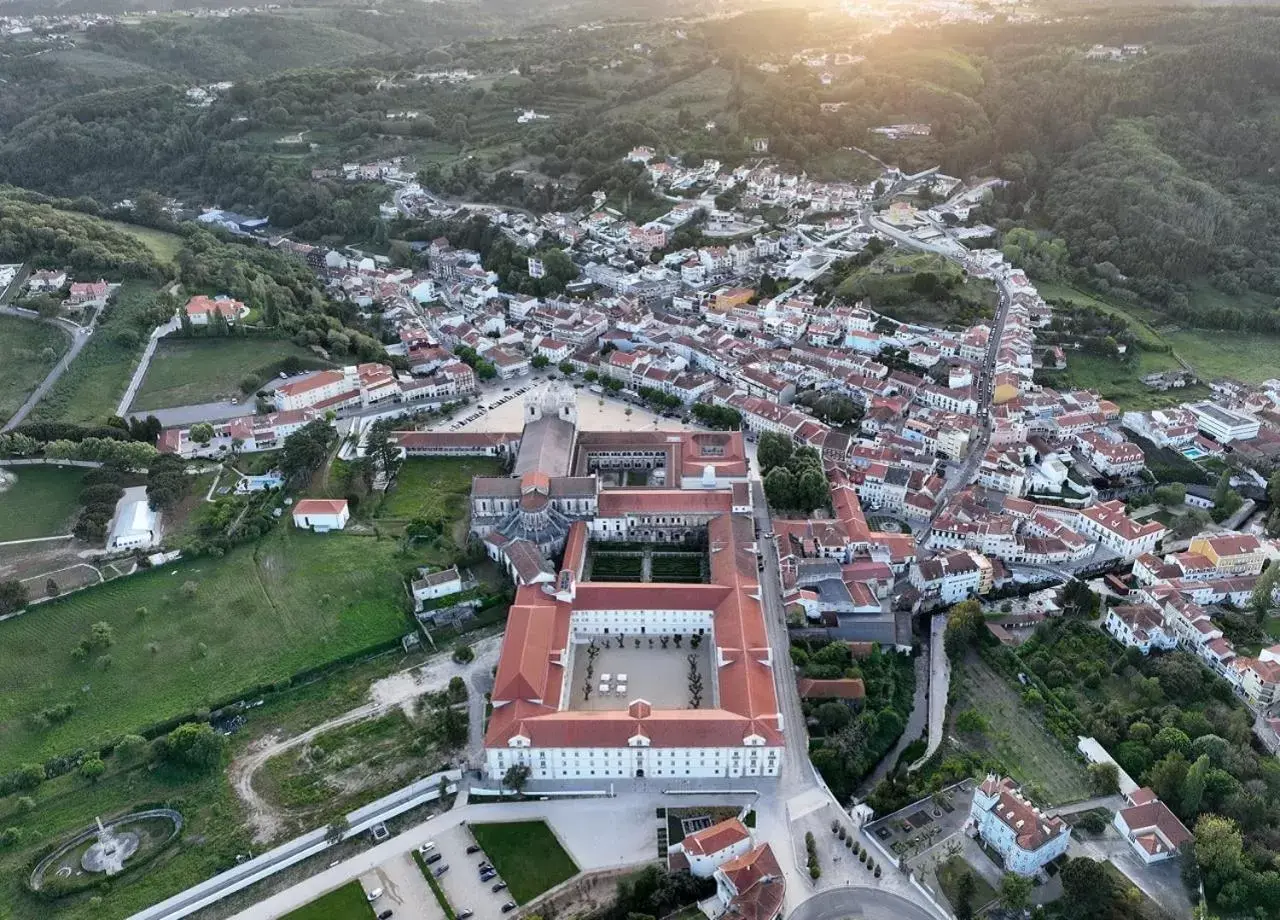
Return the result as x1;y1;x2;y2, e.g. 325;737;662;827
366;888;384;902
501;901;518;913
378;911;393;920
480;870;497;882
419;842;437;854
434;864;450;877
478;862;493;872
466;844;482;855
458;910;474;919
426;852;443;865
492;882;508;892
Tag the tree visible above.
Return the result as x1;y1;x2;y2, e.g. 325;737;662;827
156;722;226;772
945;599;984;657
0;580;28;615
1060;857;1113;919
45;578;59;598
1252;562;1279;614
79;757;105;782
452;643;475;664
190;422;215;445
764;467;795;509
115;734;149;765
953;871;976;920
279;419;337;488
90;620;115;648
1088;761;1120;795
1181;754;1211;815
1193;814;1244;886
503;763;531;794
998;872;1032;912
757;432;793;471
532;354;550;369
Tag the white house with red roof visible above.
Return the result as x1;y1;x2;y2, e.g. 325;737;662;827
1113;788;1191;864
184;294;248;326
968;775;1070;875
292;499;350;532
667;816;753;877
712;843;785;920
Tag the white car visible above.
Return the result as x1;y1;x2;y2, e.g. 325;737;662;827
367;888;384;902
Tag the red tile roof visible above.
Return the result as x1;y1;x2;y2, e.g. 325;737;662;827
683;818;750;856
293;499;348;515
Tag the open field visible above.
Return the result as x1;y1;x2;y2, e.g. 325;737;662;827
1041;353;1209;411
257;708;446;831
99;219;184;266
1165;330;1280;385
132;337;330;411
282;881;376;920
0;526;415;772
0;466;86;541
468;821;578;904
950;652;1091;805
0;315;70;421
377;457;503;553
29;280;158;425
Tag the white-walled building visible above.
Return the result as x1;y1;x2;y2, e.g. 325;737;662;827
968;775;1070;875
292;499;350;532
667;817;753;877
1113;788;1191;864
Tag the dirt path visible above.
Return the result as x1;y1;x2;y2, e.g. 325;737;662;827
229;635;503;843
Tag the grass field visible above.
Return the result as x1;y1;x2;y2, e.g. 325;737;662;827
1165;330;1280;385
282;881;375;919
837;250;995;328
950;652;1091;805
132;337;331;411
468;821;578;904
0;314;70;421
100;219;184;266
0;526;415;772
936;855;997;914
0;466;86;541
377;457;503;559
1040;353;1209;411
30;280;158;425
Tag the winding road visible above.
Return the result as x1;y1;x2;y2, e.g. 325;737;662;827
1;306;95;431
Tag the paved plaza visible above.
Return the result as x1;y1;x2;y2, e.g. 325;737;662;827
566;640;715;712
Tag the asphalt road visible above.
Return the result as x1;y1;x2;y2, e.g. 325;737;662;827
787;885;942;920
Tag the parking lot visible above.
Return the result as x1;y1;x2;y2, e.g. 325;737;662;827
358;854;441;920
425;824;518;920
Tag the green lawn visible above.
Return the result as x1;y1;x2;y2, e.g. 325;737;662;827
1041;352;1208;411
0;466;86;540
132;337;331;411
0;314;70;420
936;855;997;914
100;219;184;267
282;881;376;920
30;280;158;425
378;458;503;522
468;821;579;903
1166;330;1280;385
951;652;1092;804
0;525;415;772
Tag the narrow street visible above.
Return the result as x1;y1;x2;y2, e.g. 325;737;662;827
1;306;95;431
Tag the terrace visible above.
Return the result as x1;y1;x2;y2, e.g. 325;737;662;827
564;637;715;712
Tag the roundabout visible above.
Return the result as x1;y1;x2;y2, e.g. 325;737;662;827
788;885;944;920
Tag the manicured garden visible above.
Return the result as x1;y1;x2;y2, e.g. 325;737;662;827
0;466;86;540
131;337;330;411
588;552;644;582
468;821;578;903
649;552;706;584
282;881;375;920
0;314;69;420
0;526;414;772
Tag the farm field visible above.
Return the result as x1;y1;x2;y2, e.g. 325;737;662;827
0;314;70;421
281;882;376;920
131;337;331;411
0;466;86;541
29;280;159;425
468;821;578;904
949;652;1091;805
0;526;414;772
